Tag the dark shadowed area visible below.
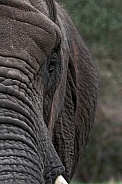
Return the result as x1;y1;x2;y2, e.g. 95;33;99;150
58;0;122;183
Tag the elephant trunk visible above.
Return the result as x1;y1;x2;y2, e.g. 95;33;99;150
0;56;44;183
0;56;66;183
0;122;43;183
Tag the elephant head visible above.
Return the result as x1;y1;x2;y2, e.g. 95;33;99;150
0;0;98;183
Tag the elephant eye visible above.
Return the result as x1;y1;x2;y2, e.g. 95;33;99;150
49;63;55;73
48;53;59;74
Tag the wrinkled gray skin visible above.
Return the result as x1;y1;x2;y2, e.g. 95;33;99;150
0;0;98;183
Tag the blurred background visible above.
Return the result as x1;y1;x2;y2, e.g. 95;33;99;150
57;0;122;183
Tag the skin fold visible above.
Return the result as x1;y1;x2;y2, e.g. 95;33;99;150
0;0;98;183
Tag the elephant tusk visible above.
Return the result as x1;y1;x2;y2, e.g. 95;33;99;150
55;175;68;184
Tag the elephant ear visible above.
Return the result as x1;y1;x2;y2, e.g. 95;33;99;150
49;3;98;182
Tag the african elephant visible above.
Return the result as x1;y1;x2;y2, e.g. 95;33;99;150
0;0;98;183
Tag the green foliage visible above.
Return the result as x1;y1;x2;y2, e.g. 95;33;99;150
57;0;122;182
58;0;122;59
74;117;122;182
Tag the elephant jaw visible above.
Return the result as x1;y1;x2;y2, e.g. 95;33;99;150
55;175;68;184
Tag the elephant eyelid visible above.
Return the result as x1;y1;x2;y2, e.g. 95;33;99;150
51;53;58;61
53;39;61;53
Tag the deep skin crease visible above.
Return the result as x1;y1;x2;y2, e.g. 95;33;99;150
0;0;98;183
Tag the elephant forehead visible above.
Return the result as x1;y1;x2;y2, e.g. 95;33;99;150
0;0;60;63
28;0;49;17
